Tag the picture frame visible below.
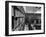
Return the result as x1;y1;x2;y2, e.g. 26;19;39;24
5;1;45;36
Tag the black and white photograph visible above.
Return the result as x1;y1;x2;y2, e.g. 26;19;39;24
12;6;41;31
5;1;45;36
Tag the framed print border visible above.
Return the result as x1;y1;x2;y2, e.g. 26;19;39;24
5;1;45;36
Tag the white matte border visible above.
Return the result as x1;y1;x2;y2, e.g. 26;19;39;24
9;2;44;35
